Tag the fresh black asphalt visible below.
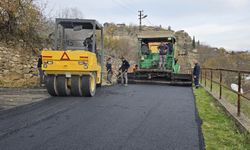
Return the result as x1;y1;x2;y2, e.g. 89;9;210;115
0;85;204;150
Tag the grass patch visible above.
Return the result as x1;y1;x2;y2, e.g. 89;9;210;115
193;87;250;150
202;79;250;119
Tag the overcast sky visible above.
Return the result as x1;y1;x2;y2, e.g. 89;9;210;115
41;0;250;51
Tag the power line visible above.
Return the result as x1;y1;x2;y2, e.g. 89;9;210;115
112;0;154;30
145;18;154;26
111;0;136;15
116;1;154;28
116;0;138;12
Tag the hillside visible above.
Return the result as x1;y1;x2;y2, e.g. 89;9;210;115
103;23;194;56
0;22;198;87
1;18;250;87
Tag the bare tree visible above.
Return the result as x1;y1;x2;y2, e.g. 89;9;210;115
0;0;54;51
57;7;84;19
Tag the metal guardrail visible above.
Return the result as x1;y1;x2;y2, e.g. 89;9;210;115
201;68;250;116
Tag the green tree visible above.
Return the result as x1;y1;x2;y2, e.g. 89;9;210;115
168;26;171;31
218;47;226;55
192;36;196;48
197;40;200;47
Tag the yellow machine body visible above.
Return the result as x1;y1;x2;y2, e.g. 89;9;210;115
42;50;102;84
148;42;160;53
43;18;104;97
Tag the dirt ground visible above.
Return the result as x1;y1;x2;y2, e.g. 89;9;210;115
0;88;49;111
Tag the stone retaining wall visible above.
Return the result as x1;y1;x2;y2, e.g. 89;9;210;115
0;46;39;82
0;46;127;87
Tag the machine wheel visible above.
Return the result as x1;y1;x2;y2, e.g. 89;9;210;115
56;75;70;96
82;74;96;97
71;75;82;96
45;75;58;96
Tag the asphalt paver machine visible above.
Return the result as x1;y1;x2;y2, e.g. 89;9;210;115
127;32;192;86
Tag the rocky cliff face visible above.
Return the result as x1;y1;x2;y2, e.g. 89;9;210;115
174;30;193;52
106;24;193;53
0;45;39;87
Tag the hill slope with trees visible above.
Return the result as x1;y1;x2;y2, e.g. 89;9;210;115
0;1;250;87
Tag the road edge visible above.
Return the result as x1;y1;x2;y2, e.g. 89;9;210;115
192;87;206;150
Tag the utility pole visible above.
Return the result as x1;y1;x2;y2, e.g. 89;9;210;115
138;10;147;31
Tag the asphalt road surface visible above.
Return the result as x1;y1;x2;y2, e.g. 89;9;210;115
0;85;204;150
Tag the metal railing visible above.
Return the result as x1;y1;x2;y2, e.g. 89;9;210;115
201;68;250;116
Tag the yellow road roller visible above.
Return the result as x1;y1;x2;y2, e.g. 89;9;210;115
42;18;104;97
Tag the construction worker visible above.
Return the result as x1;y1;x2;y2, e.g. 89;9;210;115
166;43;172;54
106;57;113;84
119;57;130;86
141;42;150;55
133;64;138;72
193;60;200;88
37;55;44;86
83;35;93;51
158;42;168;70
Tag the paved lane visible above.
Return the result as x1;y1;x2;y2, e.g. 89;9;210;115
0;85;203;150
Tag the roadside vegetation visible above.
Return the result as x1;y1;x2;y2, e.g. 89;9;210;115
196;45;250;71
193;87;250;149
202;79;250;119
0;0;53;51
